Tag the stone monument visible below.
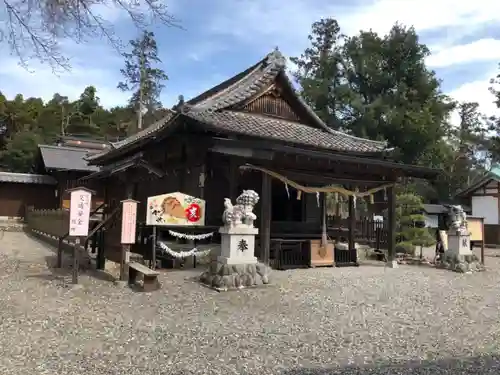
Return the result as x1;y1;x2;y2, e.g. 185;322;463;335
447;205;471;256
199;190;271;291
436;205;484;273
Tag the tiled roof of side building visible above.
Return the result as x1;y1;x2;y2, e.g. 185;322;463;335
0;171;57;185
38;145;101;172
455;166;500;197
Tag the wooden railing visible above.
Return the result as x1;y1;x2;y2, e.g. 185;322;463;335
327;216;387;249
56;204;120;269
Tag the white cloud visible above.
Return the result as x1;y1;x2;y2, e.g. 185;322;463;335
0;57;128;107
209;0;500;55
341;0;500;37
2;0;500;116
448;69;500;122
427;39;500;68
208;0;500;125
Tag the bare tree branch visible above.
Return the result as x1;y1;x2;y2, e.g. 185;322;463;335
1;0;180;72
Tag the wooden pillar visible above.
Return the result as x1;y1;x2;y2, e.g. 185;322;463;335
348;195;355;250
180;143;187;192
260;173;272;265
320;193;327;247
228;158;238;201
97;178;108;270
387;185;397;267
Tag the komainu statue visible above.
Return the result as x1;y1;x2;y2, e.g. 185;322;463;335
447;205;468;233
222;190;260;228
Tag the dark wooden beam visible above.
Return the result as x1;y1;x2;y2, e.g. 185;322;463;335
320;193;327;247
260;173;272;265
387;185;397;267
210;144;274;160
228;157;238;201
211;137;440;180
348;195;355;252
263;166;393;186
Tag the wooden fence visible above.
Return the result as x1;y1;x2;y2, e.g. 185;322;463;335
25;207;69;238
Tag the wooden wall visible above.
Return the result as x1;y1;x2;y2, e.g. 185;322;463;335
0;182;58;218
55;171;105;210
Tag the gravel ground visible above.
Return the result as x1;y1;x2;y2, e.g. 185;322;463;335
2;232;500;374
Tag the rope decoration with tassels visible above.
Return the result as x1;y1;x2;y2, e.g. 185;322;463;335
239;164;394;200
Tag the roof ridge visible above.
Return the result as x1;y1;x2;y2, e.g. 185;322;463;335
189;49;286;111
87;110;178;162
0;171;50;177
39;144;102;152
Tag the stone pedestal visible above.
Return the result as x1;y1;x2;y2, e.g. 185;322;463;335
448;231;472;256
218;226;258;265
199;225;271;291
436;230;485;273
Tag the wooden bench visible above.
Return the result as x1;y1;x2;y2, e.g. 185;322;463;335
128;262;160;292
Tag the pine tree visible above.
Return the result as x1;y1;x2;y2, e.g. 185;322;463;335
395;193;434;256
65;86;101;136
118;31;168;133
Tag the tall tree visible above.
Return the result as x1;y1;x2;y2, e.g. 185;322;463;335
0;125;41;172
292;20;454;164
487;66;500;163
2;0;179;70
118;30;168;133
341;24;453;164
290;19;346;130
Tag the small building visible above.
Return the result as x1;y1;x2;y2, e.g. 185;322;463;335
422;204;448;229
0;172;58;220
35;135;109;209
456;166;500;244
83;48;439;267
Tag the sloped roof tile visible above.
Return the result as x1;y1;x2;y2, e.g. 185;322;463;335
186;110;386;153
0;172;57;185
39;145;100;172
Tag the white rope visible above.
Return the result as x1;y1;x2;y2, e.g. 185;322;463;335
168;230;213;240
157;241;212;259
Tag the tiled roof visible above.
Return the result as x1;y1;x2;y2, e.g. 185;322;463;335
186;110;386;153
187;49;286;111
422;204;448;214
0;172;57;185
89;49;387;163
39;145;100;172
456;166;500;197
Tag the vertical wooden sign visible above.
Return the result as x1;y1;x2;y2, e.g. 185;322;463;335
67;187;95;284
69;189;93;237
120;199;139;281
121;199;138;244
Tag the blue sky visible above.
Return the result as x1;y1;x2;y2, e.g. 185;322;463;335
2;0;500;125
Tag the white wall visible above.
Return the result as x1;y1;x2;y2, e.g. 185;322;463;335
472;196;499;224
